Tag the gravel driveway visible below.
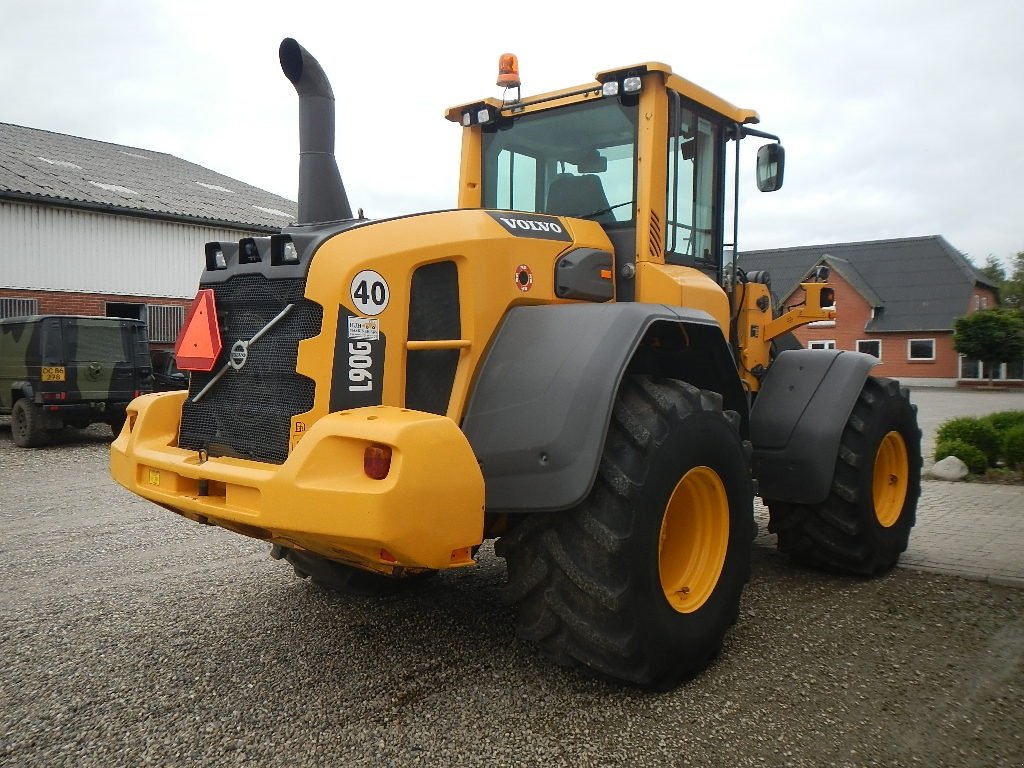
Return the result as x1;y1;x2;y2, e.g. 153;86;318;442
1;416;1022;767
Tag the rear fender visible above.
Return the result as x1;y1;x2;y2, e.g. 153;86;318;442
462;303;745;513
750;349;877;504
11;381;34;402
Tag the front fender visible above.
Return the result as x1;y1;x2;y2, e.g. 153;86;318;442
751;349;878;504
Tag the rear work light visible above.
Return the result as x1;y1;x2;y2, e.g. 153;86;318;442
364;444;392;480
271;234;300;265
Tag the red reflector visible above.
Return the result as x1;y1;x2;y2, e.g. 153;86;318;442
364;444;392;480
175;289;222;371
380;548;397;563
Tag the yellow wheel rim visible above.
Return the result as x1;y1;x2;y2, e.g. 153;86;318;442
658;466;730;614
873;431;909;528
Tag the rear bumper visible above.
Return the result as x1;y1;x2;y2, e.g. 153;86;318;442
110;392;485;571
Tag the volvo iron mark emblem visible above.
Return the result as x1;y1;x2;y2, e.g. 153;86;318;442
229;340;249;370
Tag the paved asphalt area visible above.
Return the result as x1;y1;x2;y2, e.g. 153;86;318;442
893;387;1023;586
754;383;1024;587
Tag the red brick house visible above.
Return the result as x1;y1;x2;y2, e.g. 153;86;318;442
740;236;1011;386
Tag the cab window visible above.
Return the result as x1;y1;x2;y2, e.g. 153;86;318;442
482;98;638;225
666;96;723;268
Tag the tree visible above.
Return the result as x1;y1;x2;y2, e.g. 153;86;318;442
953;307;1024;386
1002;252;1024;309
973;252;1023;308
980;255;1007;285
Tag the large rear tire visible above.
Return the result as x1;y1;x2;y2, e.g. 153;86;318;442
11;398;48;448
496;377;752;690
767;376;921;575
270;545;436;596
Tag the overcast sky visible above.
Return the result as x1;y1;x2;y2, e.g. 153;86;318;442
3;0;1022;268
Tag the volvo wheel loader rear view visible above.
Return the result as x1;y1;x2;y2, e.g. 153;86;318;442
111;39;921;689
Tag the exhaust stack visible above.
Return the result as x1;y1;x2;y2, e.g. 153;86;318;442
279;38;353;224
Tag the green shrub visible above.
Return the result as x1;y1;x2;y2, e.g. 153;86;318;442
934;439;988;474
935;417;1000;466
1003;424;1024;469
983;410;1024;434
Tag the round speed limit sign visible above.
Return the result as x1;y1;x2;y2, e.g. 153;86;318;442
350;270;390;316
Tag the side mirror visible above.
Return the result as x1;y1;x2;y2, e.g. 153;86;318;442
756;143;785;192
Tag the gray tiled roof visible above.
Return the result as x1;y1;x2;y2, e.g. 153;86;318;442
739;236;998;333
0;122;297;231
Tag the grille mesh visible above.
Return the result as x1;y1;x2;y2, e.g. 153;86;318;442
179;275;322;464
406;261;460;415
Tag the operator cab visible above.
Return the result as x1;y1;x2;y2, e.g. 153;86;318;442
449;61;783;293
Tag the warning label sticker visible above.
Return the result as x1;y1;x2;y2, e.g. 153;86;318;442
348;316;380;341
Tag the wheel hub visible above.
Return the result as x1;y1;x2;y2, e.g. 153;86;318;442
873;430;909;527
658;466;730;614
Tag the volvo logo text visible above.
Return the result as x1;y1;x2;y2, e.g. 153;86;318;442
498;217;564;234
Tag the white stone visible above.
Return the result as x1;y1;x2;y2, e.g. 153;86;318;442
930;455;969;481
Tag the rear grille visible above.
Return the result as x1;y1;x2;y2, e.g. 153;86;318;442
179;275;322;464
406;261;460;415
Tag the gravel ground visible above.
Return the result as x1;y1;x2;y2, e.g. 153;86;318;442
1;422;1022;767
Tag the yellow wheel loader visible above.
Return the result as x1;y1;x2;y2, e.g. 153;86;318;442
111;39;921;689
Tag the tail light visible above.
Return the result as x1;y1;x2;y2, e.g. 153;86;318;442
364;444;392;480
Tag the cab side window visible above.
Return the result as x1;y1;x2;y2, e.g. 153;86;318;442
666;98;722;268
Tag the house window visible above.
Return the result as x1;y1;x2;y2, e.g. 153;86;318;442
0;297;38;319
908;339;935;361
975;295;988;310
148;304;186;343
857;339;881;359
809;340;836;350
960;356;1023;381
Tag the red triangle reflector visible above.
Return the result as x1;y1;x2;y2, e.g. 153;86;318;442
174;289;222;371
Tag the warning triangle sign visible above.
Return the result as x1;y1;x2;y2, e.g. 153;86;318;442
174;289;222;371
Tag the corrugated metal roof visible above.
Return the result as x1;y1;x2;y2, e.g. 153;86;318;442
0;122;297;231
739;236;998;333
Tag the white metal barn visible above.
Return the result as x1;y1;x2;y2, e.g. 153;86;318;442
0;122;297;346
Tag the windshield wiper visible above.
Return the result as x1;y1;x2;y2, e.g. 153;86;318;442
580;200;634;221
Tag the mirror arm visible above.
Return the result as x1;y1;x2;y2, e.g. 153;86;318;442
741;126;782;142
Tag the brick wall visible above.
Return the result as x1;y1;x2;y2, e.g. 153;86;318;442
0;287;192;349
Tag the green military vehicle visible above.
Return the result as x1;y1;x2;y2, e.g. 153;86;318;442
0;315;153;447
